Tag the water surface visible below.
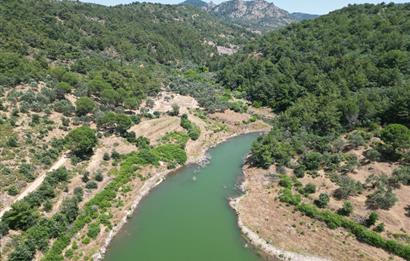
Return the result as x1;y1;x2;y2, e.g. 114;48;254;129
105;134;263;261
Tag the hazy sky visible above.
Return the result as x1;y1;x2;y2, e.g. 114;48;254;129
82;0;409;14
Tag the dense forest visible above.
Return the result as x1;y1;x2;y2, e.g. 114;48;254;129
0;0;252;105
217;3;410;167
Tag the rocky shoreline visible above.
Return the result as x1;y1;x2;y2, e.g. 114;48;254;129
229;167;331;261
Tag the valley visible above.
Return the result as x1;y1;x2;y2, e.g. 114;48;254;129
0;1;409;261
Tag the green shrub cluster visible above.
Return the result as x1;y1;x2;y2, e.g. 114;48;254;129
297;204;410;259
1;167;69;235
180;114;201;141
42;143;187;260
160;131;189;148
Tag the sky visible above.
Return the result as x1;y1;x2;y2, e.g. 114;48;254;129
82;0;409;14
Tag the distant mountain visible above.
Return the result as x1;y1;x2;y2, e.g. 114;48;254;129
290;12;319;21
180;0;209;10
180;0;318;32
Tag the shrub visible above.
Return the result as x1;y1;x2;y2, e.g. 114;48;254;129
301;152;322;171
293;165;305;178
103;152;110;161
169;103;180;116
85;181;98;190
152;144;187;165
87;223;100;239
73;187;84;201
75;97;95;116
135;136;150;149
374;223;385;232
338;201;353;216
304;183;316;194
180;114;201;140
279;188;301;205
279;175;292;189
81;172;89;183
366;187;397;210
392;166;410;186
366;211;378;227
347;131;366;148
315;193;329;208
333;176;363;200
19;163;35;182
365;149;381;161
7;186;19;196
111;150;121;160
95;172;104;182
6;136;18;147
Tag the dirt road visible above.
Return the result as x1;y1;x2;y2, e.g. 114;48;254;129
0;154;68;218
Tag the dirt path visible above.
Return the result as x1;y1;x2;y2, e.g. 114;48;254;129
0;154;68;218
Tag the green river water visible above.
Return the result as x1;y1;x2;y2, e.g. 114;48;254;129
104;134;264;261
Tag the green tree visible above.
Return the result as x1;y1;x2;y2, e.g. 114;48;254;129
75;97;95;116
379;124;410;160
65;126;97;157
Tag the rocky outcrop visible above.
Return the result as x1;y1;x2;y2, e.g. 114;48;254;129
180;0;318;32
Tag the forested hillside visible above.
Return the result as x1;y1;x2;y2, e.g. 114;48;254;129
0;0;251;89
218;3;410;165
219;4;410;259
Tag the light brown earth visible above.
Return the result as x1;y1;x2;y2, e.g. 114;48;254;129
235;165;405;261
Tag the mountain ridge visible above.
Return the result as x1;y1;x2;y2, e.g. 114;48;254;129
180;0;319;31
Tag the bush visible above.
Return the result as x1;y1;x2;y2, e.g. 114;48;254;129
279;175;292;189
366;187;397;210
95;172;103;182
293;165;305;178
135;136;150;149
73;187;84;201
7;186;19;196
75;97;95;116
81;172;89;183
152;144;187;165
85;181;98;190
365;149;381;161
347;131;366;148
103;152;110;161
333;176;363;200
111;150;121;160
315;193;329;208
303;183;316;194
180;114;201;140
6;136;18;147
366;211;378;227
87;223;100;239
374;223;385;232
338;201;353;216
279;188;301;205
301;152;322;171
392;166;410;186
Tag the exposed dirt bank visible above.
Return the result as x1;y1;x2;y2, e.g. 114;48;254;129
234;165;404;261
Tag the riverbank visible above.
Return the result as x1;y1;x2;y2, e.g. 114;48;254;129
233;164;404;261
92;112;271;260
230;187;330;261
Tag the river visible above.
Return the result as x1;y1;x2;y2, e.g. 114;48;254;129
104;133;264;261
